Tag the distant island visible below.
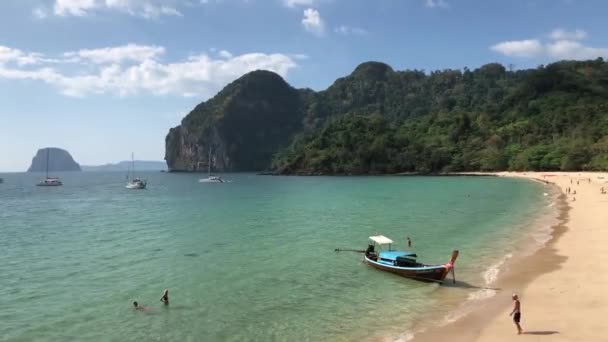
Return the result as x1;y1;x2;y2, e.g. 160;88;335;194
165;59;608;175
82;160;167;172
27;147;81;172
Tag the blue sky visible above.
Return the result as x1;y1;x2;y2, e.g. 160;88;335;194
1;0;607;171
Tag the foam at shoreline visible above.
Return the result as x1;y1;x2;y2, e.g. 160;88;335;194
398;175;563;342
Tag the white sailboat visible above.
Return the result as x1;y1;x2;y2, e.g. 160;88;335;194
126;153;147;189
199;149;225;183
36;148;63;186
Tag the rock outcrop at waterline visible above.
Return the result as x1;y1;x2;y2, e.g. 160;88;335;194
165;70;305;172
27;147;81;172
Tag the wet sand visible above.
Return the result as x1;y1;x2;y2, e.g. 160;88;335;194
412;172;608;342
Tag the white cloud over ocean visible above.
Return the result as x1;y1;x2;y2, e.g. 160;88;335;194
0;44;300;98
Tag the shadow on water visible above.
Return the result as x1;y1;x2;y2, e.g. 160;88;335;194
523;331;559;335
441;279;501;291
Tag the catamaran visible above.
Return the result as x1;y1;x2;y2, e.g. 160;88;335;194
363;235;458;283
199;149;225;183
126;153;147;189
36;148;63;186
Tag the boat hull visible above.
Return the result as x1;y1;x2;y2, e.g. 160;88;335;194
364;256;451;283
126;183;146;189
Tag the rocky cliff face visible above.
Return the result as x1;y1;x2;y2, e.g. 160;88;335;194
27;147;81;172
165;70;305;172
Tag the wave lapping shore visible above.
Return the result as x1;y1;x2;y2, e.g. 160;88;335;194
413;172;608;342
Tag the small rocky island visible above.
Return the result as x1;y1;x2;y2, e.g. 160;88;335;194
27;147;81;172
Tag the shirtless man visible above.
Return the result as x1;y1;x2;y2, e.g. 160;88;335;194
160;289;169;305
509;294;523;334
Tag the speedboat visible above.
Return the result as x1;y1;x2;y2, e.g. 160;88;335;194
126;178;147;189
364;235;459;283
37;177;63;187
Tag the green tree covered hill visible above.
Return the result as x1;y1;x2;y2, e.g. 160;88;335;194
166;59;608;174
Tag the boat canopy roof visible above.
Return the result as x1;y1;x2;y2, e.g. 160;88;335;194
369;235;393;245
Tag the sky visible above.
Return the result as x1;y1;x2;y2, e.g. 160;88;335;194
1;0;608;171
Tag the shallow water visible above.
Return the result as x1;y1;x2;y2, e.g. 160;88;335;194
0;173;547;341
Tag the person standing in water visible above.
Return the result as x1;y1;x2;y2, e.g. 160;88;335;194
407;237;412;248
509;293;523;334
160;289;169;305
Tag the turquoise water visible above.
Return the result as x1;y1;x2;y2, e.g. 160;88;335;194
0;173;547;341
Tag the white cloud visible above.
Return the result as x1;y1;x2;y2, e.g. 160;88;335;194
334;25;368;36
302;8;324;36
0;46;54;66
53;0;183;18
218;50;233;58
425;0;448;9
64;44;166;64
549;28;587;41
283;0;318;8
546;40;608;60
33;7;48;18
0;44;299;98
54;0;97;16
491;39;544;58
491;29;608;60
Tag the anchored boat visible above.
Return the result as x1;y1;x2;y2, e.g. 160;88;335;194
36;148;63;187
126;153;147;189
364;235;458;283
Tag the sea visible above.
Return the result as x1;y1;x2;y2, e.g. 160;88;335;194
0;172;555;341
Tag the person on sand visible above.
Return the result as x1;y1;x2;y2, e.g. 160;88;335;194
509;294;523;334
160;289;169;305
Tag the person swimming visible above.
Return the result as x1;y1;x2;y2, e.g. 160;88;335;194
160;289;169;305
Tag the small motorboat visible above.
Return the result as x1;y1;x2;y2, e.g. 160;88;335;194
363;235;458;283
126;178;147;189
199;175;225;183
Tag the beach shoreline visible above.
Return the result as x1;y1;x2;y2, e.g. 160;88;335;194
410;172;608;342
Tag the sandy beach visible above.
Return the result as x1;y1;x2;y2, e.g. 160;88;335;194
413;172;608;342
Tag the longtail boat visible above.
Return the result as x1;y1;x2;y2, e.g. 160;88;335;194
363;235;459;283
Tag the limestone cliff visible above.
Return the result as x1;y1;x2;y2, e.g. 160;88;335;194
27;148;81;172
165;70;305;172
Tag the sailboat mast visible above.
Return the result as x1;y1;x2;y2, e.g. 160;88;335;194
131;152;135;179
208;148;211;176
46;148;49;179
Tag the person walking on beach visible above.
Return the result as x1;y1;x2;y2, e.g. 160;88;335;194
160;289;169;305
510;294;523;334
